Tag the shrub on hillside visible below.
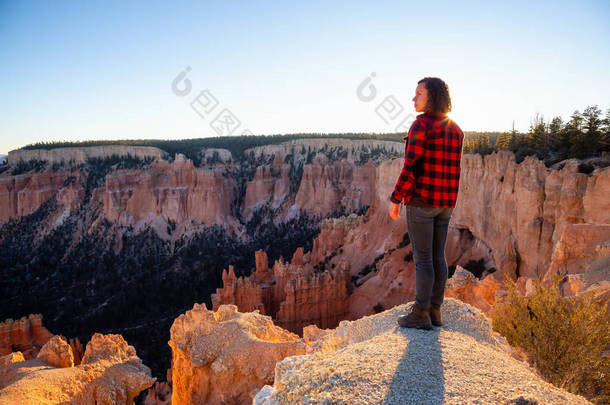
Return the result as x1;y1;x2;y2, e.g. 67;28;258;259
491;275;609;404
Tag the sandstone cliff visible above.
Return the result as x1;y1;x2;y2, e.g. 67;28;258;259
0;333;154;404
103;155;235;229
254;298;592;405
0;170;85;222
451;153;609;281
2;139;395;227
7;145;167;166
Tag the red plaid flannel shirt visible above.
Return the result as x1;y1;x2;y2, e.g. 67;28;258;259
390;112;464;208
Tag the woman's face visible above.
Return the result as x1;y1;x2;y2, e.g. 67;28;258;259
412;82;428;113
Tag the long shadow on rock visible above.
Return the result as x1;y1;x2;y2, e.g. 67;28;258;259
382;326;444;405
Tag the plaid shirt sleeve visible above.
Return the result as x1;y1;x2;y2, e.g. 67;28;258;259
390;118;427;204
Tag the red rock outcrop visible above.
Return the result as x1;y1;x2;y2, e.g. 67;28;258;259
69;337;85;366
212;249;352;334
241;139;399;222
445;266;501;314
543;223;610;305
143;368;172;405
168;303;305;405
0;170;85;222
0;314;53;359
0;333;154;404
450;152;610;281
144;381;172;405
103;155;235;228
36;335;74;368
242;156;292;221
294;154;376;218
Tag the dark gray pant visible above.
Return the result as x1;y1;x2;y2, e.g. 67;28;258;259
405;205;453;309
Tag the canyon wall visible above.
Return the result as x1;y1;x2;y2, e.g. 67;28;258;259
1;139;389;229
7;145;167;166
0;170;85;222
210;150;609;325
5;145;605;329
103;155;235;229
451;153;605;280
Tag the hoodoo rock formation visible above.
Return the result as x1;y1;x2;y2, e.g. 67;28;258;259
0;314;53;359
168;303;306;405
544;223;610;302
0;333;154;404
212;249;352;334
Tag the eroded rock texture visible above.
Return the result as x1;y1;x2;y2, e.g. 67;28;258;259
168;303;305;405
0;333;154;405
0;314;53;359
212;248;351;335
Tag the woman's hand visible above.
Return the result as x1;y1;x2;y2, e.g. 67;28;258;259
388;202;400;220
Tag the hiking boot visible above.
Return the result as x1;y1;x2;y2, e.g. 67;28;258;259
397;303;432;330
430;304;442;327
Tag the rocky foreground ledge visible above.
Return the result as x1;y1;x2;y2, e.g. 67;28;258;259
252;298;592;405
0;333;154;404
0;299;595;404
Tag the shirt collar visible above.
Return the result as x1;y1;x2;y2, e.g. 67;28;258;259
421;111;448;119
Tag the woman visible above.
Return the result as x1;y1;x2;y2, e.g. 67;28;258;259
388;77;464;330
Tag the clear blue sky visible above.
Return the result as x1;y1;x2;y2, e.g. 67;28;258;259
1;0;609;154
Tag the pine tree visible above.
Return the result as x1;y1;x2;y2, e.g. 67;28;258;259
580;105;603;157
474;133;492;155
528;113;549;158
566;110;587;158
548;116;564;153
495;132;512;150
601;108;610;153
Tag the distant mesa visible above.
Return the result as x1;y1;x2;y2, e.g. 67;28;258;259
7;145;168;166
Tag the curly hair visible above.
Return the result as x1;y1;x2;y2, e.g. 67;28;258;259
418;77;452;114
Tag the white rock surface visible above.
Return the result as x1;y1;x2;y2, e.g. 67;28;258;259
254;298;592;405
